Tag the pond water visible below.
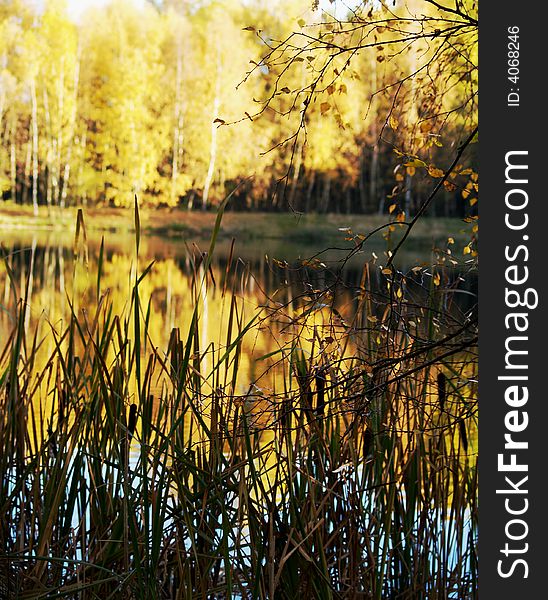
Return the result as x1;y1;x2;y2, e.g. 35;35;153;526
0;221;476;306
0;224;477;404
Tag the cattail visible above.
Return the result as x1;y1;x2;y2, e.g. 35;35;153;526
459;418;469;452
363;427;374;457
168;328;181;377
279;397;290;431
437;372;446;412
127;403;138;439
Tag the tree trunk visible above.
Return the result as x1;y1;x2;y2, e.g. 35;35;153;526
321;174;331;213
403;22;419;218
368;48;381;215
404;173;412;217
43;88;53;212
30;78;39;216
171;43;184;206
370;143;379;213
287;138;303;211
10;116;17;203
55;63;65;206
359;150;367;212
202;48;221;210
305;171;315;213
75;130;87;206
22;135;31;206
61;55;80;209
345;187;351;214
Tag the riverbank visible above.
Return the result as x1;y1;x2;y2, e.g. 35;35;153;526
0;202;472;246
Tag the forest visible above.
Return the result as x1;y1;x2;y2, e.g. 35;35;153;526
0;1;478;598
1;0;477;215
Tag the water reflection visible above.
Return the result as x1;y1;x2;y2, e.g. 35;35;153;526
0;229;477;399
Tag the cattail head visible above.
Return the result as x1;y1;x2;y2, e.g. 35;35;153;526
315;368;326;416
437;372;446;412
127;403;138;438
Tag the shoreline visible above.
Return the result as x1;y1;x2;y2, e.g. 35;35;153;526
0;203;472;245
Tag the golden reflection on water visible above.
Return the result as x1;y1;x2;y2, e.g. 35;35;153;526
0;229;352;408
0;229;477;473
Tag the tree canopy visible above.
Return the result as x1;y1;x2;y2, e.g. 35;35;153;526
0;0;477;214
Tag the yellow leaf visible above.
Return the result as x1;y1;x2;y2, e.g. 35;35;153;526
388;204;397;214
428;166;444;178
389;115;399;130
404;159;427;168
433;273;440;286
470;198;478;206
382;268;392;275
367;315;378;323
447;237;454;244
396;212;406;223
444;181;457;192
463;245;471;255
396;288;403;299
297;18;306;27
406;166;416;177
420;120;432;133
320;102;331;115
462;188;470;199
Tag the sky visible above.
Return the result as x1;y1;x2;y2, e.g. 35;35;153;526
65;0;359;21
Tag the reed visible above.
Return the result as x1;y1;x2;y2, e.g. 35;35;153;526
0;202;478;599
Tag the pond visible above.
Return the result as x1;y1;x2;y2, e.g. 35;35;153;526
0;222;476;379
0;220;478;598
